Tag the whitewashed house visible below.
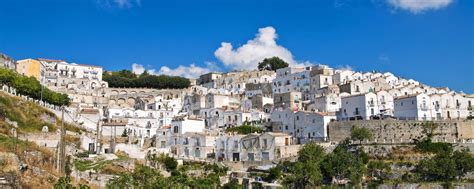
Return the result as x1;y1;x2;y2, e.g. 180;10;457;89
376;90;394;116
271;108;336;143
310;93;341;113
394;93;431;120
332;69;354;85
339;92;379;120
181;132;217;159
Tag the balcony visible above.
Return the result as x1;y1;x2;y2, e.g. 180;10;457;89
368;102;375;107
468;106;473;111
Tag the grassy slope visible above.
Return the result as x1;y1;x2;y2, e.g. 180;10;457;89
0;92;89;187
0;92;83;134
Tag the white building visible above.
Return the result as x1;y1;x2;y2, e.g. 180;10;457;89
215;132;295;162
339;92;379;120
394;93;431;120
271;108;336;143
376;90;394;116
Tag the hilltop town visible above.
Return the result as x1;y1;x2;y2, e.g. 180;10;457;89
1;52;473;188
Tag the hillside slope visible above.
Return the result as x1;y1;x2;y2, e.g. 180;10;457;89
0;91;86;188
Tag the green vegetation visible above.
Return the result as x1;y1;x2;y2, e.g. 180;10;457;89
0;92;82;133
107;155;229;188
225;123;263;134
54;177;90;189
257;57;289;71
415;145;474;182
103;70;190;89
0;67;69;106
415;138;453;154
222;179;244;189
321;142;368;185
283;142;326;187
0;134;48;154
367;160;391;182
350;126;373;144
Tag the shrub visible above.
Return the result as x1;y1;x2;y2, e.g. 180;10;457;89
103;70;190;89
0;68;69;106
225;125;263;134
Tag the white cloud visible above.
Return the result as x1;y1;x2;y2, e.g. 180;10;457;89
335;65;353;71
131;63;145;74
214;26;298;71
131;62;219;79
130;26;316;78
387;0;453;14
157;62;217;78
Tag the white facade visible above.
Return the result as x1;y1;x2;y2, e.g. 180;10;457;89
394;93;431;120
271;108;335;142
340;92;379;120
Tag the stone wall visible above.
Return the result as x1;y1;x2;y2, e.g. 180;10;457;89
328;120;474;143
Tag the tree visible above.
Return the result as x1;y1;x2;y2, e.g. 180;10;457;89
102;69;191;89
367;160;391;181
0;68;70;106
350;126;373;144
223;179;243;189
265;165;282;182
284;142;326;188
452;148;474;179
225;125;263;134
257;57;289;71
416;148;474;181
321;145;367;185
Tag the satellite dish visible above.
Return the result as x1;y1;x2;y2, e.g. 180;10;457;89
42;126;49;133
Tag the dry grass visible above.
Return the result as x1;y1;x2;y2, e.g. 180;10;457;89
0;92;86;134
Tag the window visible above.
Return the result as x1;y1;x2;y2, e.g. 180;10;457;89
173;126;179;133
233;141;238;149
296;116;299;120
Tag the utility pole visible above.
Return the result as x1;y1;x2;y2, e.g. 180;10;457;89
57;106;66;174
96;120;101;155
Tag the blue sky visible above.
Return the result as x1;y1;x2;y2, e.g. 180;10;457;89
0;0;473;93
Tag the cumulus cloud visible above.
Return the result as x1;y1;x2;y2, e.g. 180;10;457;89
131;63;146;74
387;0;453;14
130;26;316;78
131;62;219;79
214;26;298;71
157;62;219;78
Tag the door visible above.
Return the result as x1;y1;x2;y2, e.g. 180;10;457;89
195;148;201;158
248;153;254;161
262;152;270;160
232;153;240;161
88;143;95;153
